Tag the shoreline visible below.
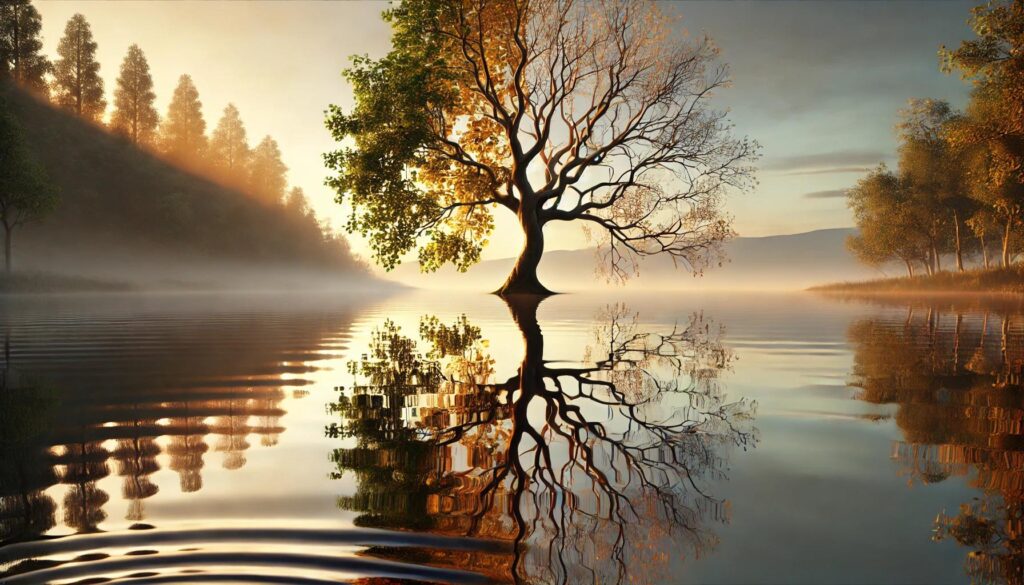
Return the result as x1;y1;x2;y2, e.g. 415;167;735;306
809;267;1024;296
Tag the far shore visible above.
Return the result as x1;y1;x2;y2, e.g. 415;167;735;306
0;271;403;295
810;267;1024;296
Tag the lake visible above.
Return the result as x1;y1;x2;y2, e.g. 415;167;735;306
1;290;1021;584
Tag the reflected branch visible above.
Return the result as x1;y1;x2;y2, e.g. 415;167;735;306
330;297;756;583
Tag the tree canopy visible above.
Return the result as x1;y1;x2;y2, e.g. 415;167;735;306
846;165;929;276
326;0;756;294
0;96;58;273
0;0;49;92
846;1;1024;276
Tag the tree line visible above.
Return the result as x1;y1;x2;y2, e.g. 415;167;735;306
848;0;1024;277
0;1;319;271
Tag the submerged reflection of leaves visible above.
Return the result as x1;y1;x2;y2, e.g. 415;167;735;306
329;297;757;584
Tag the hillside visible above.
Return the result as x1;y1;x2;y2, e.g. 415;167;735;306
389;228;884;291
3;84;376;291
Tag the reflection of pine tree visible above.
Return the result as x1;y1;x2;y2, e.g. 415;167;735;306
112;412;161;521
55;439;110;533
849;308;1024;584
210;398;252;470
252;389;286;447
166;402;209;494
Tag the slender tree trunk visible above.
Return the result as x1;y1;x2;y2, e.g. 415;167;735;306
1003;216;1013;268
981;233;990;269
953;209;964;272
932;241;941;273
496;205;553;296
4;225;11;274
904;259;914;278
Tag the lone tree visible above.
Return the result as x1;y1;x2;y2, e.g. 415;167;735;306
52;14;105;121
0;98;57;273
0;0;50;93
110;44;159;146
326;0;756;295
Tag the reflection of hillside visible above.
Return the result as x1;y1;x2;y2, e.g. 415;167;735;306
0;301;358;543
329;299;756;584
849;307;1024;584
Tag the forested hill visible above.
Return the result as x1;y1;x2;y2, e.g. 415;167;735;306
4;85;374;290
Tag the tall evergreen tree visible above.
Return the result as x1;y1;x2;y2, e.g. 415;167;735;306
0;0;50;92
209;103;249;179
285;186;310;217
51;14;105;121
160;74;207;165
249;136;286;204
110;44;158;146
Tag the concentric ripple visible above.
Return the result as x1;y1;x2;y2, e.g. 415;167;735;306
0;526;507;584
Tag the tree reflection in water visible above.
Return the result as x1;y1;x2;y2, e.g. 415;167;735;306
848;306;1024;585
328;297;757;584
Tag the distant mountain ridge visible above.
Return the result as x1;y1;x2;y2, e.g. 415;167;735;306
389;227;883;291
4;84;376;290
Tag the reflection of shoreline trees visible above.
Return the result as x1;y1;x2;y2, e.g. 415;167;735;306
848;307;1024;584
0;307;349;544
329;299;756;584
0;376;59;543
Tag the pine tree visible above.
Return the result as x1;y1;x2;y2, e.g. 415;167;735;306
160;74;207;165
248;136;287;204
209;103;249;180
110;44;158;146
285;186;309;217
51;14;105;121
0;0;50;92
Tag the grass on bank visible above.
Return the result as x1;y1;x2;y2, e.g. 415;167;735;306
810;266;1024;294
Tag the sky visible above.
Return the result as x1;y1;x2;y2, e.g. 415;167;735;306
33;0;977;265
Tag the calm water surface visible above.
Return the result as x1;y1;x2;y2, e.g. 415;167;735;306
1;290;1021;584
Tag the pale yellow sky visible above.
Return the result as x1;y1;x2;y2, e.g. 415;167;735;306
34;0;587;266
33;1;975;271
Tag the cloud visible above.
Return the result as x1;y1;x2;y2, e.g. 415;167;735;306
804;189;848;199
764;149;888;172
786;166;874;176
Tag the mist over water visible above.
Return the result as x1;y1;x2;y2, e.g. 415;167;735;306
0;290;1019;584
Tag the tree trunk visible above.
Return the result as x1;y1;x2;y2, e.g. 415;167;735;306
904;259;914;278
932;242;941;273
1003;216;1013;268
953;210;964;272
981;233;990;269
496;205;553;296
4;225;11;274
